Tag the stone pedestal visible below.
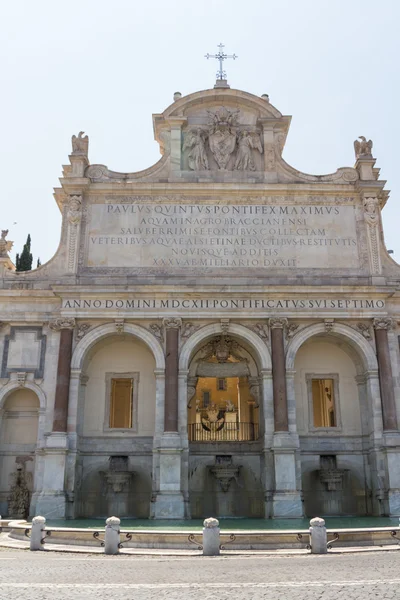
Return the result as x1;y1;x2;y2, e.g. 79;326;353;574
271;433;303;518
152;433;185;519
34;433;68;518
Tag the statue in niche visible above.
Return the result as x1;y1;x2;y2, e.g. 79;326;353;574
8;464;31;519
354;136;373;159
0;230;13;258
71;131;89;156
234;130;263;171
183;128;209;170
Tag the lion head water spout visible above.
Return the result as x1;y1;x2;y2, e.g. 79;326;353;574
209;456;241;493
100;456;135;517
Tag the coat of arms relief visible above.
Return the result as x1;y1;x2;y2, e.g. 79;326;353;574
183;107;263;171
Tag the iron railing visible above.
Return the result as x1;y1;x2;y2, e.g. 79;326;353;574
188;422;259;442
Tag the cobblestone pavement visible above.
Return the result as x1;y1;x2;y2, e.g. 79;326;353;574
0;548;399;600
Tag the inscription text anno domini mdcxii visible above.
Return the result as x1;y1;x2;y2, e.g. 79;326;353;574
86;203;359;269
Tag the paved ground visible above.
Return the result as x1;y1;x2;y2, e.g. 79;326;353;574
0;547;399;600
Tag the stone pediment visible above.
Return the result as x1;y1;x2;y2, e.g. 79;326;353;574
78;87;358;185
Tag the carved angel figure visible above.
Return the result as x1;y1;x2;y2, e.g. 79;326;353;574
183;128;209;170
354;136;373;159
234;130;263;171
71;131;89;155
0;229;13;257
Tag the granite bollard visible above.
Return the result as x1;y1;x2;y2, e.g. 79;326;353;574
30;516;46;551
309;517;327;554
104;516;121;555
202;517;220;556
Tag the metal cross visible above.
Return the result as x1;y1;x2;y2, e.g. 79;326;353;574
205;43;238;80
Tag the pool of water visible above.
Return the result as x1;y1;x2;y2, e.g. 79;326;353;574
46;516;400;531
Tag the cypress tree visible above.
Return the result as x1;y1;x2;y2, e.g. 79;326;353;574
15;234;33;272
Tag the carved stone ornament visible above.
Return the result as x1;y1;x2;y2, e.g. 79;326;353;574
115;319;124;333
324;319;334;332
200;336;244;363
76;323;90;339
250;323;269;340
248;376;260;408
187;376;198;408
149;323;164;344
269;317;288;330
163;317;182;330
354;136;373;159
286;323;299;339
234;130;263;171
220;319;230;334
71;131;89;156
363;197;380;226
356;323;372;340
183;128;209;170
207;107;239;169
373;317;393;330
181;322;200;341
16;372;27;387
264;143;275;171
67;195;82;225
0;229;13;258
49;318;76;330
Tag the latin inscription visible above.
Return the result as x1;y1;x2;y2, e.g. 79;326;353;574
62;298;385;311
86;203;359;269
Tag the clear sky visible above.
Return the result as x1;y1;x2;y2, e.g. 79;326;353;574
1;0;399;266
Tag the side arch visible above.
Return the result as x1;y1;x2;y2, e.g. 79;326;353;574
285;322;378;373
0;381;46;411
71;322;165;370
179;322;272;371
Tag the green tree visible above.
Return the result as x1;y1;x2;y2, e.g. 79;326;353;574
15;234;33;272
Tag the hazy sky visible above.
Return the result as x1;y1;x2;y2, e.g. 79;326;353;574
1;0;399;266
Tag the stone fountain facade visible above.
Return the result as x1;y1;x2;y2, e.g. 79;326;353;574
0;78;400;520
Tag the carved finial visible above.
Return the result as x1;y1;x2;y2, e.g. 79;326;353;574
0;229;13;258
71;131;89;156
354;136;373;159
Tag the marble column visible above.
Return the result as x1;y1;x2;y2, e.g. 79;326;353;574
374;318;398;431
152;318;185;519
269;318;289;432
34;317;75;519
52;322;75;432
164;318;181;432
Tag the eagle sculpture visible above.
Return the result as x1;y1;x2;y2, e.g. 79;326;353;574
71;131;89;155
354;136;373;159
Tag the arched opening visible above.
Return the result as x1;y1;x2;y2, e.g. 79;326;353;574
75;333;157;518
293;334;371;516
0;388;39;518
186;333;264;519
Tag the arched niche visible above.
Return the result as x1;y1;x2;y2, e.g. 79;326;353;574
0;387;40;518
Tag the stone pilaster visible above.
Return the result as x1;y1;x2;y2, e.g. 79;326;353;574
269;318;289;432
373;318;398;431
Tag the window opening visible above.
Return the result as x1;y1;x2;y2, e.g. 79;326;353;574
110;378;133;428
312;378;336;427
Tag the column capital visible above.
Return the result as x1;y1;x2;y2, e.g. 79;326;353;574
269;317;287;330
49;317;76;331
163;317;182;330
373;317;393;330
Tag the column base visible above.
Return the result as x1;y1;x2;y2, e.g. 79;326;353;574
271;492;304;518
32;491;67;519
152;492;185;519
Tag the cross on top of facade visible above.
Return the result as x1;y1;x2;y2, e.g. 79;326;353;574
205;43;238;81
